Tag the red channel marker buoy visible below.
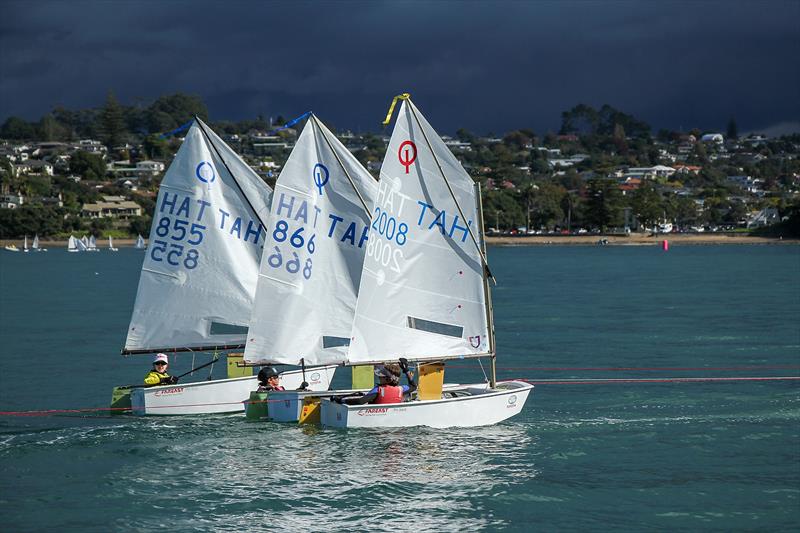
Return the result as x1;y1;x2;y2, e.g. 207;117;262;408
662;239;669;251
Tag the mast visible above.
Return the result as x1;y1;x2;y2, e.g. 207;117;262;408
475;182;497;387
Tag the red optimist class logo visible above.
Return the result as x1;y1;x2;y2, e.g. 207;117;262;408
398;141;417;174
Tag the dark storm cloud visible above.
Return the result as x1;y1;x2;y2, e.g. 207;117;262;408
1;0;798;134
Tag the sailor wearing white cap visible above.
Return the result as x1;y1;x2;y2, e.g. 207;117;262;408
143;353;179;386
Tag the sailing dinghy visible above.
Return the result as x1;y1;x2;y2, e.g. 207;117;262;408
67;235;80;252
23;235;29;252
134;234;146;249
108;236;118;252
319;95;532;428
32;234;46;252
117;118;335;416
242;113;378;421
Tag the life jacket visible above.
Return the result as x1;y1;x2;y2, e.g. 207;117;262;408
257;385;285;392
374;385;403;404
144;370;170;386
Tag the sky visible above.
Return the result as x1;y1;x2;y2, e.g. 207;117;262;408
1;0;798;136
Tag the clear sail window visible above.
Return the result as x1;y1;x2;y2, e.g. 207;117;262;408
322;336;351;348
209;322;249;336
407;316;463;338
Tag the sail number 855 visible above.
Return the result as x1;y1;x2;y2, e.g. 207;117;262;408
150;216;205;269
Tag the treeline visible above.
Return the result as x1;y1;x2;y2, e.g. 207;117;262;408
0;93;210;148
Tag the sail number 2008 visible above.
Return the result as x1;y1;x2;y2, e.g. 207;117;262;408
150;215;205;270
368;208;407;273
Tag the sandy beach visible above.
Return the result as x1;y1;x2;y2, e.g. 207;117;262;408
484;233;798;246
2;233;797;248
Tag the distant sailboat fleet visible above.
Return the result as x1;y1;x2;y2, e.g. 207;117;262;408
4;234;145;252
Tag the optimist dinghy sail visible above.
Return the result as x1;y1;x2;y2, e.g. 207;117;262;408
319;95;532;429
348;97;490;364
123;118;273;354
243;114;377;366
135;234;145;249
32;234;46;252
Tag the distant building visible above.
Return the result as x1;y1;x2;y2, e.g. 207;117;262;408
0;193;24;209
81;197;142;219
136;160;165;173
701;133;724;144
747;207;780;228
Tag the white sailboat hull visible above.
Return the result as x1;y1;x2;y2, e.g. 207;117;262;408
130;366;337;416
320;380;533;429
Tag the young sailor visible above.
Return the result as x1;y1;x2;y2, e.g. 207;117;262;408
256;366;285;392
143;353;179;386
334;359;417;405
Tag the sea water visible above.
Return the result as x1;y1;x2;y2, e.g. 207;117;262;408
0;245;798;531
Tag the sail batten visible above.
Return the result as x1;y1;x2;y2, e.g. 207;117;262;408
123;119;273;354
243;115;377;366
347;99;490;364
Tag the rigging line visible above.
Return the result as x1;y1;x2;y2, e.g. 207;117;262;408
517;376;800;385
311;114;371;216
450;364;800;372
405;99;495;281
194;116;269;230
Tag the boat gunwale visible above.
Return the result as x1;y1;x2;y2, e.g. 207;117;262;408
329;379;533;411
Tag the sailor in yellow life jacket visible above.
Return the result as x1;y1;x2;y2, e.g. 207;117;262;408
144;353;179;386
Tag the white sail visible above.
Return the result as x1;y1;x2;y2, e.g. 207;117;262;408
75;236;88;252
67;235;78;252
32;235;39;250
23;235;28;252
135;234;145;249
108;236;118;251
244;115;377;366
123;119;273;353
347;99;489;364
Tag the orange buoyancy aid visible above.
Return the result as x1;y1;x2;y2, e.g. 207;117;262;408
374;385;403;404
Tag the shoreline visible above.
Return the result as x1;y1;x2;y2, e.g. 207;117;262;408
1;234;797;248
485;233;798;246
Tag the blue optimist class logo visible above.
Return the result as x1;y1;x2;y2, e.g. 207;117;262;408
313;163;329;195
196;161;216;184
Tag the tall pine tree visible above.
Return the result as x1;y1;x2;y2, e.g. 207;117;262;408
100;91;126;151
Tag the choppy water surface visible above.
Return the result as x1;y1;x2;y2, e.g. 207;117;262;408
1;245;798;531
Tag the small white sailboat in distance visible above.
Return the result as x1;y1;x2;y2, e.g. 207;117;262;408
108;236;118;252
134;234;145;250
67;235;82;252
32;234;46;252
4;243;19;252
23;235;29;252
87;235;100;252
